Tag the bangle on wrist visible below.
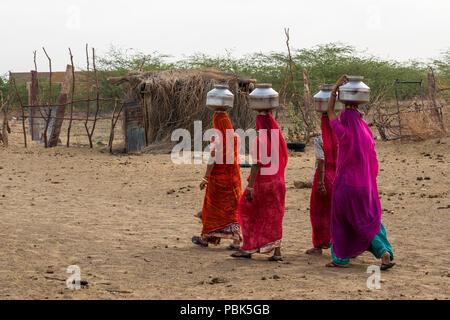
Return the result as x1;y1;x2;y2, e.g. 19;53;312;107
247;187;254;191
202;177;209;183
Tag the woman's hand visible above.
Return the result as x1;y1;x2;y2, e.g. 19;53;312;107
245;187;253;202
328;75;348;120
199;177;208;190
333;75;347;92
318;181;327;195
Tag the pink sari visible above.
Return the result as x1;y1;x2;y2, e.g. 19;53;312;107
238;113;288;253
309;116;338;248
329;108;382;259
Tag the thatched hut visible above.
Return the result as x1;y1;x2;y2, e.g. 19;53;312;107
108;68;256;153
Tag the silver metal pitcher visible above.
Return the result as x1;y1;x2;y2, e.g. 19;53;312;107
338;75;370;105
314;84;343;113
206;84;234;111
248;83;279;111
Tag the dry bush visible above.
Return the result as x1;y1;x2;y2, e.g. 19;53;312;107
400;109;446;140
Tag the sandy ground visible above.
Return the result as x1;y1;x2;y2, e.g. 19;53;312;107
0;119;449;300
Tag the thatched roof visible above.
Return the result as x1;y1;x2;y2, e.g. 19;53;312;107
107;68;256;89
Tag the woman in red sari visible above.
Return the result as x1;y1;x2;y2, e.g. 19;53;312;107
306;113;338;255
192;112;242;249
231;111;288;261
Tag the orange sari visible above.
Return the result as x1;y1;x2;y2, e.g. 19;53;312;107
201;112;242;242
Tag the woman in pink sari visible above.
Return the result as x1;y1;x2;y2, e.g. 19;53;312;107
325;75;395;270
231;111;288;261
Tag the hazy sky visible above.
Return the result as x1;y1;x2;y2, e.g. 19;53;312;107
2;0;449;73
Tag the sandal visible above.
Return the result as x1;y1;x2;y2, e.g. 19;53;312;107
380;252;395;271
231;250;252;259
325;261;349;268
192;236;208;247
268;255;283;261
226;244;240;251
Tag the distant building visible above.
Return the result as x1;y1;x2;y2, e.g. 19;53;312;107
10;71;89;85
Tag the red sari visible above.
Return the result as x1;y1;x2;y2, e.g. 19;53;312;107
201;112;242;242
238;113;288;253
309;116;338;248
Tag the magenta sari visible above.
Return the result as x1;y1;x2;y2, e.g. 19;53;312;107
238;113;288;253
329;108;382;259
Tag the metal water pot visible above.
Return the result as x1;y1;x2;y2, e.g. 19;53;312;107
248;83;279;111
206;84;234;111
338;75;370;105
313;85;343;113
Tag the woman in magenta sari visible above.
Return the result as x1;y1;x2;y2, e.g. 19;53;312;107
325;75;395;270
231;111;288;261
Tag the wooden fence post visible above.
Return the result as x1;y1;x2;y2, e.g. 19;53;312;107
29;71;41;141
48;64;73;147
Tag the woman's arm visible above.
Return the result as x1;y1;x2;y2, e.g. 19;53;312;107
317;159;326;195
327;75;347;120
200;149;216;190
245;163;261;201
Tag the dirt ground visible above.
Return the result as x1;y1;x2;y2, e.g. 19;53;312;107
0;119;449;300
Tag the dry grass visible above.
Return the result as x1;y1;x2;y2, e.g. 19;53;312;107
400;109;446;140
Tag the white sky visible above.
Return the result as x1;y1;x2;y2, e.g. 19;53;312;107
2;0;449;73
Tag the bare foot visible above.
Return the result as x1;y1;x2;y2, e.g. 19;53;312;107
193;211;202;219
306;247;322;255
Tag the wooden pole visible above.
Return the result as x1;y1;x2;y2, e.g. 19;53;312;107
42;47;53;148
84;44;93;148
33;50;48;138
109;99;123;153
302;69;312;143
29;71;40;141
89;47;101;147
283;28;311;135
48;64;73;147
67;48;76;147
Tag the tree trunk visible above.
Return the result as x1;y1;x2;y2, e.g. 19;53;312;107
48;65;73;147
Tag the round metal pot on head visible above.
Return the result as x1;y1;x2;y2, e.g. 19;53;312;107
206;84;234;112
338;75;370;106
313;84;343;113
248;83;279;111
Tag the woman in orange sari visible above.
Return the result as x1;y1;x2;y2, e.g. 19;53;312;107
192;112;242;249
